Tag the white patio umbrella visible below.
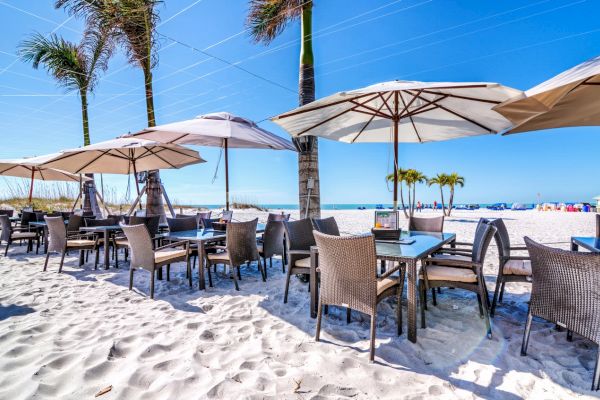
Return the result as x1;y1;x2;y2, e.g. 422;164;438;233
272;80;521;210
0;153;90;204
494;55;600;134
127;112;296;210
40;137;205;216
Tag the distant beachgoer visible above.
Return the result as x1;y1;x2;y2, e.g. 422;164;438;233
417;201;422;212
434;200;438;211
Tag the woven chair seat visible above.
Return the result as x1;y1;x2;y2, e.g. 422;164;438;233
207;251;230;262
420;265;477;283
115;239;129;247
155;248;187;264
503;259;532;276
11;232;37;239
67;239;96;247
377;277;399;295
294;257;311;268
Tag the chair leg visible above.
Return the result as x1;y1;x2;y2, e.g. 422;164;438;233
258;258;266;282
477;293;484;318
166;264;170;281
593;347;600;391
94;249;99;270
43;252;50;271
396;287;403;336
78;250;85;266
491;277;502;317
315;299;323;342
206;263;213;287
346;308;351;324
283;270;292;303
231;265;240;291
4;242;8;256
58;251;66;273
187;258;192;288
499;281;506;302
521;309;533;356
150;270;155;299
129;268;134;290
431;287;437;306
369;312;377;362
419;280;427;329
324;305;328;315
480;284;492;339
567;330;573;342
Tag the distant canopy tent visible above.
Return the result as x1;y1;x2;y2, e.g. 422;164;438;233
40;137;205;217
126;112;296;210
494;55;600;134
0;153;90;204
272;80;521;210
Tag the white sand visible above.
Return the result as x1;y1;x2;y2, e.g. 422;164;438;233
0;209;598;399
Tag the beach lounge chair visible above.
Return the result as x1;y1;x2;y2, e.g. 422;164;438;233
489;218;531;316
522;237;600;390
205;219;265;290
420;221;497;338
408;215;444;232
121;223;190;299
282;218;315;303
0;214;39;256
43;216;98;272
313;231;403;362
258;219;285;276
311;217;340;236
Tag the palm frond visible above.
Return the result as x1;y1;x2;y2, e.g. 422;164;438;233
247;0;306;44
81;27;115;91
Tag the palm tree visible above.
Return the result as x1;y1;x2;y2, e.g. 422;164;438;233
19;30;112;214
247;0;321;218
445;173;465;216
386;168;409;218
428;173;449;216
404;169;427;218
56;0;165;217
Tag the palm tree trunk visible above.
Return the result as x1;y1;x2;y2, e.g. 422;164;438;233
448;186;455;216
399;182;408;218
297;2;320;219
142;65;166;219
79;91;100;215
439;186;447;216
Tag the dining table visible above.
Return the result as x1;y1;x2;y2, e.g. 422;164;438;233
79;225;123;270
309;230;456;344
571;236;600;253
160;223;266;290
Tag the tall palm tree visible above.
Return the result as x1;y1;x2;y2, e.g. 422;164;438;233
404;169;427;218
428;173;449;216
247;0;321;218
56;0;165;217
445;173;465;216
386;168;409;218
19;30;112;213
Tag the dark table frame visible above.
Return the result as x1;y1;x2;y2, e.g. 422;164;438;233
571;236;600;253
80;225;122;270
309;230;456;344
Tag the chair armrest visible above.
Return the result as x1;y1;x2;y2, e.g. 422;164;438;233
380;263;402;279
506;255;531;261
424;258;481;269
211;245;227;250
452;241;474;247
67;233;98;240
434;249;473;257
156;240;188;251
288;249;311;256
510;246;528;251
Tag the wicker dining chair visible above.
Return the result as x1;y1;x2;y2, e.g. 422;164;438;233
312;217;340;236
420;222;497;338
66;214;83;235
522;237;600;391
19;211;38;229
43;216;98;272
0;209;14;217
114;215;161;265
267;213;290;222
596;214;600;238
201;218;221;230
121;223;190;299
167;216;197;232
314;231;403;362
0;215;39;256
282;218;315;303
408;215;444;232
205;219;265;290
488;218;531;316
221;210;233;222
258;220;285;277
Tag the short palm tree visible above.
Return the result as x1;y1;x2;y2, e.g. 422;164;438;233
247;0;321;218
19;30;112;213
57;0;165;216
386;168;409;218
404;169;427;217
428;173;449;216
445;173;465;216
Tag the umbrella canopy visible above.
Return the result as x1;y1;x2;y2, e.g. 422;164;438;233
494;55;600;134
40;137;205;175
127;112;296;210
0;153;90;203
272;80;521;209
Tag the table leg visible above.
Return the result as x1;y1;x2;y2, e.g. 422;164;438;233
310;248;318;318
103;229;110;270
198;241;206;290
407;259;418;343
43;226;49;254
571;241;578;252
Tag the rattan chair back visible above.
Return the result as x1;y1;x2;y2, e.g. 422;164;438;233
121;224;155;271
0;210;14;217
167;216;197;232
312;217;340;236
226;219;259;266
408;215;444;232
472;221;496;263
20;211;37;228
314;231;377;315
201;218;221;229
130;215;161;237
84;218;113;227
283;218;316;251
0;215;12;242
262;220;285;258
66;215;83;234
45;216;67;252
267;213;290;222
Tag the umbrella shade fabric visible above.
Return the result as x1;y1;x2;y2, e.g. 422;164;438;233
0;153;89;182
40;137;204;175
128;112;296;150
272;80;521;143
494;55;600;134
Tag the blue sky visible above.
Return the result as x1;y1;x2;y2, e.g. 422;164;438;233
0;0;599;206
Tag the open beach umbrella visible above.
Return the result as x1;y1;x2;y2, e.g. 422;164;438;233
127;112;296;210
494;55;600;134
272;80;521;209
0;153;90;204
